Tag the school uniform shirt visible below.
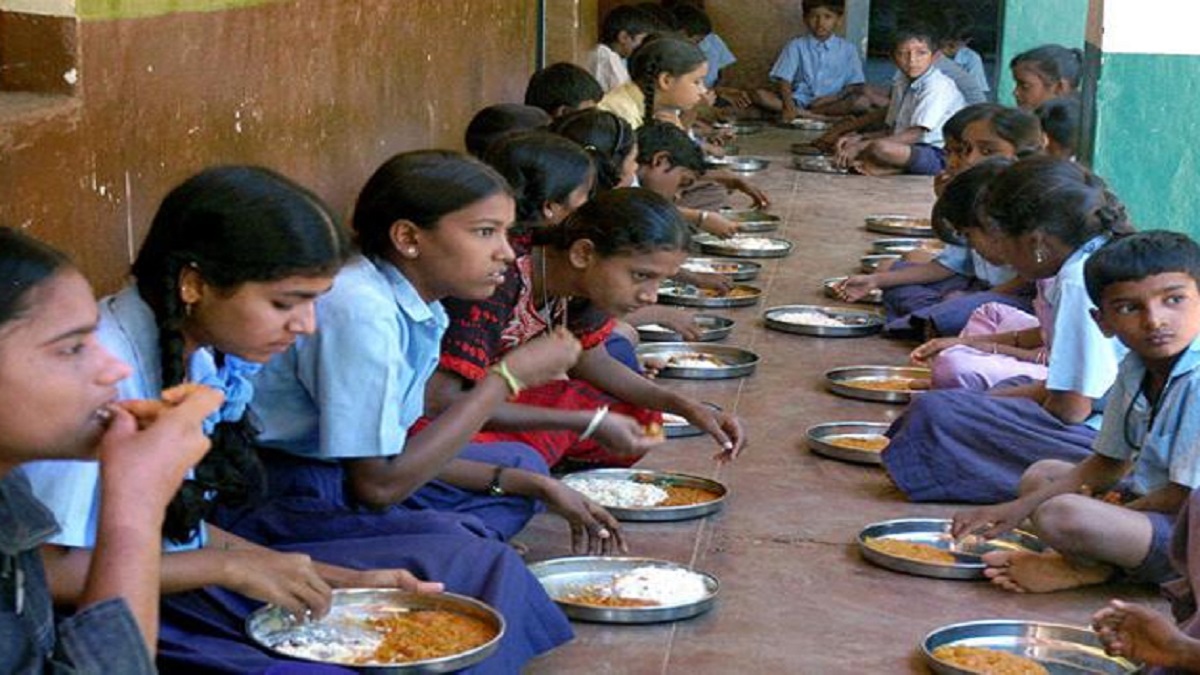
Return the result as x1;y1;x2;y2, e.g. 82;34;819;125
598;82;646;129
932;56;987;105
699;33;736;88
885;65;965;147
440;231;615;382
768;34;864;107
935;244;1016;287
251;255;448;460
1094;337;1200;496
952;46;990;94
1040;235;1128;428
586;43;629;92
21;287;210;552
0;470;155;674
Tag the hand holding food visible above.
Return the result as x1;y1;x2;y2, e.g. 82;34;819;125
540;479;626;555
910;336;967;365
591;412;665;458
834;274;879;303
950;502;1031;540
503;327;582;388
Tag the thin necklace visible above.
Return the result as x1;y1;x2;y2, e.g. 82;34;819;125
538;247;568;329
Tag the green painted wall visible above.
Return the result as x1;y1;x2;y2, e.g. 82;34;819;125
1092;52;1200;237
996;0;1088;105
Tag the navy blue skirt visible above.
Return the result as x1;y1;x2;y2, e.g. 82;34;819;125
882;386;1096;503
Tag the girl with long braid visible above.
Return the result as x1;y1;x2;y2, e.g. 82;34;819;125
23;166;575;673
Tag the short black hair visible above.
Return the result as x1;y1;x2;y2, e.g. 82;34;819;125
1036;97;1081;157
938;8;974;42
892;22;937;50
525;63;603;116
600;5;663;44
804;0;845;15
932;157;1014;242
463;104;551;158
1084;231;1200;305
636;121;704;173
671;4;712;38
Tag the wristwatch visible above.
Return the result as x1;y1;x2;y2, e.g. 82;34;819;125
487;465;506;497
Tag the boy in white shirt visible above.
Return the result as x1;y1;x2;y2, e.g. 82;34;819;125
586;6;662;92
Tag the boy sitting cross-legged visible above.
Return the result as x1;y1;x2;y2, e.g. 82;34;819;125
952;230;1200;593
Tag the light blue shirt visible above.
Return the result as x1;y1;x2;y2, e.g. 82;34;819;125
952;46;989;94
1042;235;1128;428
885;65;965;147
21;287;207;551
1094;337;1200;495
251;255;448;460
769;34;864;107
933;56;987;105
699;33;736;88
935;244;1016;287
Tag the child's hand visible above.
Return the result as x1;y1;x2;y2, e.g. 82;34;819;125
701;212;740;238
910;336;967;365
1093;599;1190;667
220;548;334;621
687;271;733;294
636;307;703;341
679;401;745;461
503;327;582;388
539;480;627;556
347;568;444;595
950;502;1030;540
834;275;878;302
591;412;664;458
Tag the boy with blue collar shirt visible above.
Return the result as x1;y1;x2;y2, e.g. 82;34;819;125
834;24;964;176
952;231;1200;594
755;0;864;121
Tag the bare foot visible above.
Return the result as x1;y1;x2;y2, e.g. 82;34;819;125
982;550;1114;593
1093;599;1196;667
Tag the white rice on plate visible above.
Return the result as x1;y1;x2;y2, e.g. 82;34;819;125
567;478;669;508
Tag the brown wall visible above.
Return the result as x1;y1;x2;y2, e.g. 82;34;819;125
595;0;812;90
0;0;537;294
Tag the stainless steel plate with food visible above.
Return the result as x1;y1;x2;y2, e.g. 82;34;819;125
718;208;782;234
694;234;794;259
560;468;726;522
661;401;722;438
729;121;763;136
823;277;882;305
858;518;1045;581
529;556;719;624
790;142;824;156
864;214;935;237
871;237;946;254
637;342;759;380
679;257;762;281
637;314;734;342
824;365;931;403
763;304;883;338
705;155;769;172
656;280;762;308
793;155;849;174
805;421;891;465
245;589;503;673
861;253;901;273
780;117;831;131
923;620;1139;674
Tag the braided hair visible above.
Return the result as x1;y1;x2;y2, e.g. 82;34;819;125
626;35;706;126
482;131;595;228
551;109;636;191
537;187;689;256
984;156;1133;252
133;166;350;543
1011;44;1084;91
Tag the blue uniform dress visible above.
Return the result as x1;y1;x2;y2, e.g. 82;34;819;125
768;34;864;107
881;245;1033;337
24;285;571;674
1091;338;1200;582
952;46;990;96
883;236;1127;503
699;33;736;89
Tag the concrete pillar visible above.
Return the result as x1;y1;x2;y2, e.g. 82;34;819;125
1087;0;1200;235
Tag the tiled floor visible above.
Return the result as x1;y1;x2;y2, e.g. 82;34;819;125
523;128;1162;674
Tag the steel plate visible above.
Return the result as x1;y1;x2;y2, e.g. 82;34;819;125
790;142;824;156
695;234;794;259
864;214;935;237
823;277;882;305
529;556;719;624
661;402;722;438
861;253;901;273
638;342;759;380
705;155;769;172
718;208;782;234
780;117;831;131
824;365;931;403
245;589;503;673
763;304;883;338
657;280;762;308
637;314;734;342
560;469;726;521
729;122;763;136
858;518;1044;581
871;237;945;254
793;155;849;174
805;422;891;465
679;257;762;281
923;620;1139;674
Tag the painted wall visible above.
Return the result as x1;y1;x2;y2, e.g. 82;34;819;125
0;0;538;293
995;0;1088;106
1089;0;1200;237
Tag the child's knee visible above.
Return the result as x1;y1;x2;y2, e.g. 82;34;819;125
1018;459;1075;494
1031;493;1095;540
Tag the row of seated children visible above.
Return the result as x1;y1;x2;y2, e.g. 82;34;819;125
9;76;768;668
